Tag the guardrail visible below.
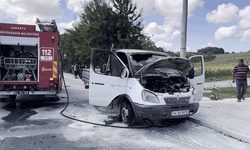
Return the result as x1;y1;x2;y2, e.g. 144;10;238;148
82;68;90;84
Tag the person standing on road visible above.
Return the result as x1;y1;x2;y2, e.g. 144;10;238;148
78;64;82;79
232;59;250;102
74;64;78;79
78;65;83;79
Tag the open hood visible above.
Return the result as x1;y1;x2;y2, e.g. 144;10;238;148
135;57;193;76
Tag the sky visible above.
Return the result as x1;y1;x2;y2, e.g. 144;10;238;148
0;0;249;53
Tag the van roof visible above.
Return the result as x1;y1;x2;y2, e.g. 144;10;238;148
116;49;170;56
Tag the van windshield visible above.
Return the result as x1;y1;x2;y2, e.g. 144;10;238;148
129;53;168;73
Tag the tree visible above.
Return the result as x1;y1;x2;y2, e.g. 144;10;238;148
111;0;145;49
79;0;115;49
61;21;92;69
76;0;145;49
187;52;194;58
62;0;112;68
197;47;224;54
61;0;163;68
140;36;164;52
203;52;216;62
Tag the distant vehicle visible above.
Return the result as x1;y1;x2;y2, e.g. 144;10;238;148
83;48;205;126
0;19;66;101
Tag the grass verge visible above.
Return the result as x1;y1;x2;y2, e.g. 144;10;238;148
203;87;250;100
205;75;232;82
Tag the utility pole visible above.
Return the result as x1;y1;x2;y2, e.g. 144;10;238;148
180;0;188;58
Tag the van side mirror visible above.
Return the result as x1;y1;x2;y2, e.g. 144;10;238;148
100;64;106;73
187;68;194;79
120;67;129;79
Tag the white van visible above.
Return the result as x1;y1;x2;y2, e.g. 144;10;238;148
88;48;205;126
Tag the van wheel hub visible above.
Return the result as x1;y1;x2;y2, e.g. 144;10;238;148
122;106;129;122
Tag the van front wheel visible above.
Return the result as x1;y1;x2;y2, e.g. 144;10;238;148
120;101;134;125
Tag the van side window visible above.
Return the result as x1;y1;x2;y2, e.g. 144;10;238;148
117;52;129;69
191;57;203;77
94;50;123;77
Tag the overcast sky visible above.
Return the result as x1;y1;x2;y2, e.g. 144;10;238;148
0;0;249;53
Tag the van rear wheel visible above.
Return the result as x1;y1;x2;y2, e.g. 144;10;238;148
120;101;134;125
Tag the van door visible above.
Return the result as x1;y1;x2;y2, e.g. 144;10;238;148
89;48;129;106
189;55;205;101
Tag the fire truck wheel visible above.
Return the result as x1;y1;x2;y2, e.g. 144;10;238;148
9;95;17;101
120;101;134;126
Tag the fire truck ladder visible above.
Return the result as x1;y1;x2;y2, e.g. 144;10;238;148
36;18;58;32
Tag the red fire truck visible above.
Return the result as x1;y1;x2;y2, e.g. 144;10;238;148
0;19;66;101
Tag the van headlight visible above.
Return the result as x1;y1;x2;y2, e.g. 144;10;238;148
141;90;160;103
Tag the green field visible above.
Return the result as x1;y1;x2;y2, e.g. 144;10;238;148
203;86;250;100
204;52;250;82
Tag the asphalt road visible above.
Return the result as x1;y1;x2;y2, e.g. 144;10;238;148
0;73;250;150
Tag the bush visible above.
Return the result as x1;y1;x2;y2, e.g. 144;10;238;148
197;47;224;54
204;52;216;62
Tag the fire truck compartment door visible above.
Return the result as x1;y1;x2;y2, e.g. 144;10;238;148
0;36;38;46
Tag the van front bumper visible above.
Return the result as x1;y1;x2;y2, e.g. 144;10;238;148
131;102;199;124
